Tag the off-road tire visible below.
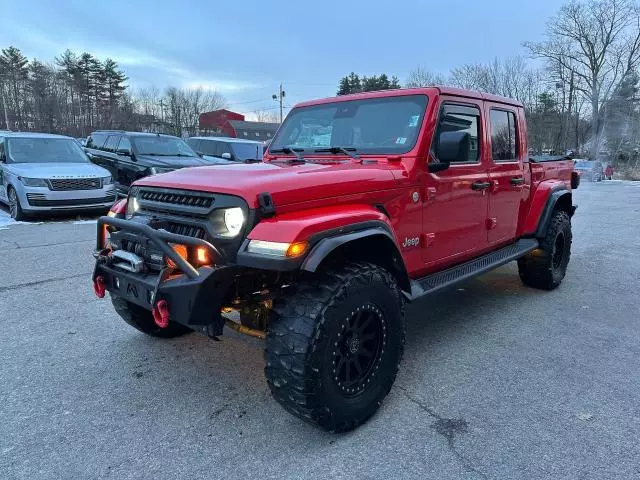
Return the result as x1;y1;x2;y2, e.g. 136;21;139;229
8;186;26;221
518;210;572;290
111;296;192;338
265;262;405;432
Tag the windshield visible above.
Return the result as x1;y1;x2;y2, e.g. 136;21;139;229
270;95;428;155
231;143;263;161
6;137;89;164
132;136;197;156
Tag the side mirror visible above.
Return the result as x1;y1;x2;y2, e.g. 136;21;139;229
221;152;232;160
428;160;450;173
434;131;471;164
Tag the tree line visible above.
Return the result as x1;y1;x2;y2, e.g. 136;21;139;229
0;46;226;137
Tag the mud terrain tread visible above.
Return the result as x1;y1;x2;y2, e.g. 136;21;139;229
265;262;405;432
518;210;572;290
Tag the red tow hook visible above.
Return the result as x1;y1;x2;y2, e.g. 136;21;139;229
93;276;106;298
152;299;170;328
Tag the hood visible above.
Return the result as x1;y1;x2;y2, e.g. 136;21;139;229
134;160;399;207
135;154;209;167
6;162;110;179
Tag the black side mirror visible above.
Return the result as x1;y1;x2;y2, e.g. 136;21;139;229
428;160;450;173
433;131;471;167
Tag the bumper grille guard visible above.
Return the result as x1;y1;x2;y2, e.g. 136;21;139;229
96;216;223;279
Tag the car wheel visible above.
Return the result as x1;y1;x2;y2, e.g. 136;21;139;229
265;262;405;432
8;186;26;221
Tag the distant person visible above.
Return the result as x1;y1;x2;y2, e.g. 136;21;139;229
605;164;614;180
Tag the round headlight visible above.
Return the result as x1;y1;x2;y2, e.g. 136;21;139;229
125;195;140;219
223;207;245;236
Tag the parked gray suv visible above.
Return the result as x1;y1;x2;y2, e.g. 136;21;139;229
0;132;115;220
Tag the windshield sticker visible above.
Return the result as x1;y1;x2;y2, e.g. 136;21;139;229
408;115;420;127
395;137;407;145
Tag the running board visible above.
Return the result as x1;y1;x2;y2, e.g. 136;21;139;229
409;238;539;299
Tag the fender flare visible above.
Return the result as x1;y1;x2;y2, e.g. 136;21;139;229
533;187;574;238
301;223;412;294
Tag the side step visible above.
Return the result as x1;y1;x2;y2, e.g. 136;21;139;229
409;238;539;299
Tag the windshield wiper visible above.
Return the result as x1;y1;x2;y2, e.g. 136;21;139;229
242;158;262;163
270;146;306;163
314;146;360;161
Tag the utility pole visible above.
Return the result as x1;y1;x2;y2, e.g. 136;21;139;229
272;83;285;123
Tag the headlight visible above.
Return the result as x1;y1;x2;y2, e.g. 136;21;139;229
125;194;140;219
20;177;48;187
102;176;113;185
222;207;245;237
149;167;173;175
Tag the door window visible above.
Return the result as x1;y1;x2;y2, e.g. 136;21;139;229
434;104;480;163
490;110;518;161
103;135;120;153
87;133;107;149
117;136;131;154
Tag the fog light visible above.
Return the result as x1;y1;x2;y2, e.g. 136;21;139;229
166;244;188;269
196;247;210;265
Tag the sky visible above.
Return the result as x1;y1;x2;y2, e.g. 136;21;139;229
1;0;564;119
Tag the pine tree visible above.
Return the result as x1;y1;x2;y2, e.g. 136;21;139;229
0;46;29;128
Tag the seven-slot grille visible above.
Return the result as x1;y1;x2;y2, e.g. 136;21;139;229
49;178;102;191
140;190;213;208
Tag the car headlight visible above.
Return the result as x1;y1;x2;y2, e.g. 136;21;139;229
125;194;140;219
149;167;173;175
102;176;113;185
222;207;245;237
20;177;48;187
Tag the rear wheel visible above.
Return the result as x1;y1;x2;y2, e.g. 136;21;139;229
111;296;192;338
8;186;26;221
265;263;405;432
518;210;572;290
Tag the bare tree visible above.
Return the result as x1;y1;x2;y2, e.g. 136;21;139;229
253;109;280;123
405;67;447;87
525;0;640;155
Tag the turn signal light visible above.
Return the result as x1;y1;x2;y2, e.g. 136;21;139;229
166;244;188;269
286;241;308;257
196;247;210;265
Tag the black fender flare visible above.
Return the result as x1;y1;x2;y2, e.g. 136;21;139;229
300;224;412;294
534;187;575;238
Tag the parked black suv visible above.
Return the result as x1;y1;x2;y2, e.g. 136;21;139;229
86;131;209;196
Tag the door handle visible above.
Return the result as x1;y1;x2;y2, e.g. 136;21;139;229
510;177;524;185
471;181;491;191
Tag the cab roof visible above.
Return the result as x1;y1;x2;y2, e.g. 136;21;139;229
294;86;524;109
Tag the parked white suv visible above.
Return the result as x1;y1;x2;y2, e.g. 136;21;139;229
0;132;116;220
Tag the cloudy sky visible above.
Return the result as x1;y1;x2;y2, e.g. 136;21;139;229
2;0;562;117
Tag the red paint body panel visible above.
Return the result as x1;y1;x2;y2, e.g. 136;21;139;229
134;87;573;280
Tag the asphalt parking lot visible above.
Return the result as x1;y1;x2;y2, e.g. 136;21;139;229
1;181;639;480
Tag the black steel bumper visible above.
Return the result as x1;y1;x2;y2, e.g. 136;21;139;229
93;216;236;331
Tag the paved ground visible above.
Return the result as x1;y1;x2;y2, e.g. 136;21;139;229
1;181;639;480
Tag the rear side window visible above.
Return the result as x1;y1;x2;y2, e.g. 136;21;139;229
490;110;518;161
87;133;107;149
103;135;120;153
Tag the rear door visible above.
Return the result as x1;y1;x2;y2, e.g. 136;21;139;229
486;106;525;245
0;139;7;202
422;99;490;266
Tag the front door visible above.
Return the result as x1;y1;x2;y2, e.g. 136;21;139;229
0;139;7;202
486;106;525;245
422;100;490;267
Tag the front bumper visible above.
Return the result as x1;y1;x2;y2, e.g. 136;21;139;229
93;216;235;334
18;184;116;211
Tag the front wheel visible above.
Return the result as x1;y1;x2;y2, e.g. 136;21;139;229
518;210;572;290
111;296;192;338
8;186;26;221
265;263;405;432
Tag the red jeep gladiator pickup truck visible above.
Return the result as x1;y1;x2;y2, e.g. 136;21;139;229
92;87;577;432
